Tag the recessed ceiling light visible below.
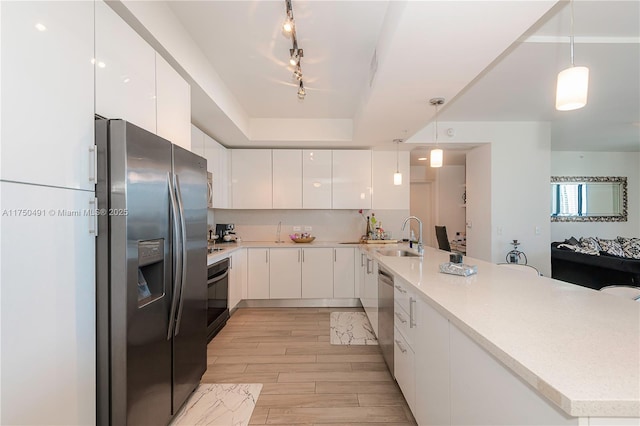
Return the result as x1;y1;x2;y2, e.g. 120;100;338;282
418;157;427;161
35;23;47;32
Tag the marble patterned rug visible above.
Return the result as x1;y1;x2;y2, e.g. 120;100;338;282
171;383;262;426
330;311;378;345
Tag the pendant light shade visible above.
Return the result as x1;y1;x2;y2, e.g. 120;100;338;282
393;138;402;186
429;97;445;168
555;0;588;111
430;148;443;168
556;66;589;111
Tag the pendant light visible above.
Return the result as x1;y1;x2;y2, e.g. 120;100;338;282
430;97;444;168
393;139;403;185
555;0;589;111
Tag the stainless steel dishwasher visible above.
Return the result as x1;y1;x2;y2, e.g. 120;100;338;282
378;265;394;375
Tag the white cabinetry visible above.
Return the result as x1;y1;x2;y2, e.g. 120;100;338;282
228;249;247;310
191;125;205;157
414;296;451;426
204;134;230;208
270;248;302;298
357;250;366;299
303;150;332;209
0;182;96;425
372;151;410;209
231;150;272;209
393;278;417;412
362;253;378;336
332;150;372;209
247;248;270;299
1;1;95;190
156;53;190;150
449;324;577;426
301;248;334;299
95;0;156;134
273;150;302;209
333;248;355;298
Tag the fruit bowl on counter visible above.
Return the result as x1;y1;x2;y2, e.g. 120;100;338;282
290;233;315;243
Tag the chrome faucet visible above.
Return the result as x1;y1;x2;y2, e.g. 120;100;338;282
401;216;424;255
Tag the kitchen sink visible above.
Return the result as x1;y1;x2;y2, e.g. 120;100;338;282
377;249;421;257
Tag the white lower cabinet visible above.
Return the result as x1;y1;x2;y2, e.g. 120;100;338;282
449;324;578;426
362;253;378;336
247;248;270;299
302;248;333;299
228;249;247;310
414;296;451;426
270;248;302;299
394;326;415;411
0;182;96;425
333;248;355;298
357;250;366;300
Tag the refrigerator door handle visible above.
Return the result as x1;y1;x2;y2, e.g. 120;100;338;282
167;172;182;340
173;174;189;336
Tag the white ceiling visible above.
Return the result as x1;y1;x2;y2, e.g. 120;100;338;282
163;0;639;153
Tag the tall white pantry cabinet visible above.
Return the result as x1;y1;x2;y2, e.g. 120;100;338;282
1;1;191;424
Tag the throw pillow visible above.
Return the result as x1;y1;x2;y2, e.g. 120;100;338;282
617;236;640;259
579;237;601;255
566;236;580;246
597;238;626;257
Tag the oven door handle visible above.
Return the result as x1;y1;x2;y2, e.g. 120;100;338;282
207;269;229;286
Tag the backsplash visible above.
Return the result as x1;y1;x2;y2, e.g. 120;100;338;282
213;209;410;242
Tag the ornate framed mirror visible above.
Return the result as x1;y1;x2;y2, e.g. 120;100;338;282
550;176;627;222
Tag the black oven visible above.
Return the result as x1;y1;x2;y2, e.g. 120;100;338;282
207;258;230;342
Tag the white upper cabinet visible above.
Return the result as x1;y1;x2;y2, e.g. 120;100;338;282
1;1;94;190
204;134;230;208
303;150;332;209
191;125;205;157
156;53;191;150
232;150;272;209
372;150;410;209
273;150;303;209
95;0;156;134
332;150;372;209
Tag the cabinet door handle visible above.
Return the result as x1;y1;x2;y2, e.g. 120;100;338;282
394;339;407;353
394;284;407;294
366;258;371;274
394;312;407;324
265;250;268;263
409;297;416;328
89;145;97;183
89;197;98;236
298;250;300;263
230;255;233;269
302;250;305;262
361;253;365;267
334;249;337;262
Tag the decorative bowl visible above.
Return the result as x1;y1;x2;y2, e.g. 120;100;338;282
291;236;315;243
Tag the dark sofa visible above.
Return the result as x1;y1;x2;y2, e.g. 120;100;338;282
551;242;640;290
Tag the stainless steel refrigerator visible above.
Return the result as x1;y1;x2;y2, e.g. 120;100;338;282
95;119;207;425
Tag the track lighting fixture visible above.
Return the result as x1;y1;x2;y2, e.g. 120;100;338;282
429;98;445;168
282;0;307;99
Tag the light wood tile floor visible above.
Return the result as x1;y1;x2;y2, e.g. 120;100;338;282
204;307;417;425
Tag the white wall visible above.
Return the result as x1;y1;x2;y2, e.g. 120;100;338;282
550;151;640;241
410;121;552;275
466;144;492;261
214;209;410;243
436;165;466;245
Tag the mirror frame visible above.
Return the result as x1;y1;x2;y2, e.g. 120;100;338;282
550;176;628;222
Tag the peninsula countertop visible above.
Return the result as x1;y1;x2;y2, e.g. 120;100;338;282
368;245;640;419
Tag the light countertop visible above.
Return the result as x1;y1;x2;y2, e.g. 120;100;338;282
206;241;640;418
366;245;640;418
